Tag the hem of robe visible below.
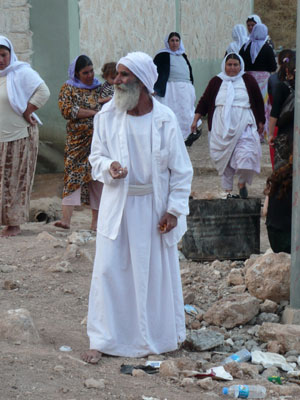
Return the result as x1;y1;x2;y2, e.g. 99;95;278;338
89;332;186;358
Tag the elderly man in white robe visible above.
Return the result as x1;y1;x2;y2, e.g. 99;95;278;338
81;52;193;363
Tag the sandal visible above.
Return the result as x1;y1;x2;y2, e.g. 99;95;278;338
227;193;240;199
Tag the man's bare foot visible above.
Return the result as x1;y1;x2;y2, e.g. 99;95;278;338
1;226;21;237
81;349;102;364
54;221;70;229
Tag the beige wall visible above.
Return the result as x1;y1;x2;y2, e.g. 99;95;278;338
79;0;176;75
181;0;252;60
79;0;252;74
0;0;32;62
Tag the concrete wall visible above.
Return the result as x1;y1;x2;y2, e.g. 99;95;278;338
79;0;253;96
0;0;31;62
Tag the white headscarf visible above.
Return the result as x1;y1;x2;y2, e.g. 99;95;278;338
246;14;262;26
117;51;158;94
217;53;245;138
226;24;248;54
0;36;44;119
243;23;268;64
156;33;185;56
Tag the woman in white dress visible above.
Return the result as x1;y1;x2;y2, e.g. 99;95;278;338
153;32;200;141
191;53;265;198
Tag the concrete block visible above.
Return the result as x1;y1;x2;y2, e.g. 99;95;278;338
282;306;300;325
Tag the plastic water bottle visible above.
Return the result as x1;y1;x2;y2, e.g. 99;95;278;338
222;349;251;364
222;385;266;398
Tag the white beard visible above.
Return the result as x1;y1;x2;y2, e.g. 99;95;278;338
114;81;141;111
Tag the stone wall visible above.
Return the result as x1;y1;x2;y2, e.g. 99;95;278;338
181;0;252;60
0;0;32;62
79;0;252;77
79;0;176;76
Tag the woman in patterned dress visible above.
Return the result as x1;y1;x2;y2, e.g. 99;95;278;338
0;36;50;237
55;55;103;230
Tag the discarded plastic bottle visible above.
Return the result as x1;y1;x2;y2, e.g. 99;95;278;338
222;385;266;398
222;349;251;364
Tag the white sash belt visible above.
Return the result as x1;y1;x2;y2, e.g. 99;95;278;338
128;183;153;196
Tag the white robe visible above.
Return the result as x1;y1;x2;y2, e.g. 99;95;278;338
209;77;261;176
87;97;193;357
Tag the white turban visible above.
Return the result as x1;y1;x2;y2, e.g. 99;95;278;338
117;52;158;94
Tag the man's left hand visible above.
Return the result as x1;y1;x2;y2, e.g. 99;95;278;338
158;212;177;234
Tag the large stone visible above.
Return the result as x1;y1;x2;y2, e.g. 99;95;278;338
257;312;280;324
227;268;245;286
245;253;290;302
260;299;278;313
184;329;224;351
203;294;260;328
224;362;260;379
0;309;40;343
259;323;300;353
159;360;179;377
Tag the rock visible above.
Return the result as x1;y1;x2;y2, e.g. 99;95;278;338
257;312;280;324
132;369;146;377
267;340;285;354
203;294;260;328
191;320;201;330
245;339;259;351
84;378;105;389
63;244;79;261
54;365;66;373
229;285;246;294
68;231;94;245
175;358;196;371
260;299;278;313
197;377;214;390
184;329;224;351
3;280;19;290
245;253;290;302
261;366;279;378
184;293;195;304
159;360;179;377
0;308;40;343
48;261;73;273
181;377;195;386
224;362;260;379
227;268;244;286
0;265;18;273
211;260;222;268
259;323;300;352
36;231;58;242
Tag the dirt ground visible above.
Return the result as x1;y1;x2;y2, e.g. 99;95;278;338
1;124;290;400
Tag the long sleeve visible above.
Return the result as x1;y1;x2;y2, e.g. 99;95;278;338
153;52;170;97
166;117;193;217
89;111;116;185
29;82;50;108
195;76;222;131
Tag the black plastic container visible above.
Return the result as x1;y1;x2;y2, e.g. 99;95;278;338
182;198;261;261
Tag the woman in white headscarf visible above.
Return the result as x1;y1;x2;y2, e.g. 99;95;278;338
239;23;277;141
153;32;201;142
191;53;265;198
0;36;50;236
226;24;248;55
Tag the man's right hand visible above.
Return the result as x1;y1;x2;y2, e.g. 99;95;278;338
109;161;128;179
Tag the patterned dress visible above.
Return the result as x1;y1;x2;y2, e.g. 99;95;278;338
58;83;102;204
